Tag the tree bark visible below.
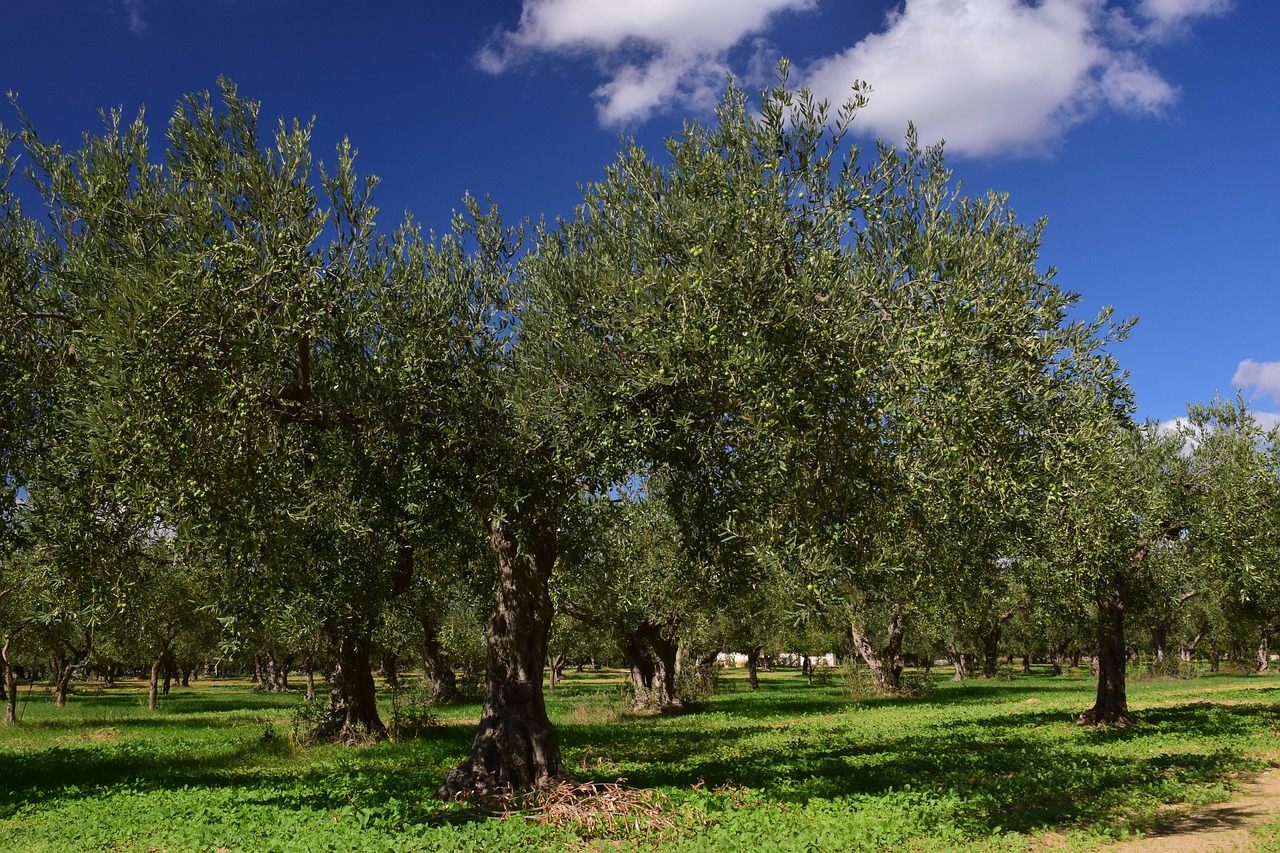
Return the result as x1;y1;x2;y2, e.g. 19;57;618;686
338;630;383;738
1078;584;1135;725
381;654;400;689
162;659;174;696
981;612;1012;678
2;638;18;725
439;514;566;798
621;636;658;703
1258;630;1271;673
1180;628;1206;663
148;652;166;711
313;624;386;742
746;645;763;691
304;656;316;702
850;610;906;694
945;640;968;681
256;652;292;694
50;641;88;708
619;625;679;710
1050;641;1070;676
546;653;567;694
421;619;456;704
1152;625;1168;665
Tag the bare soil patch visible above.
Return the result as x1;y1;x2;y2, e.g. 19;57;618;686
1106;768;1280;852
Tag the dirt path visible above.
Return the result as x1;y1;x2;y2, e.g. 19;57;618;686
1102;769;1280;852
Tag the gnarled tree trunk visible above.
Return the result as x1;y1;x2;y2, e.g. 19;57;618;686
1180;627;1206;663
421;618;456;704
620;635;658;702
746;645;763;691
439;514;566;798
148;647;169;711
314;623;385;742
981;611;1012;678
1152;625;1168;665
945;640;969;681
1078;583;1135;726
621;620;681;708
50;635;90;708
2;638;18;725
546;653;567;693
255;652;293;694
1051;641;1070;676
850;609;906;694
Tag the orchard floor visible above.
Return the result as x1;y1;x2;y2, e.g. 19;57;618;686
3;666;1280;851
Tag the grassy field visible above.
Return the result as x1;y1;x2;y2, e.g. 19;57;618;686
2;666;1280;851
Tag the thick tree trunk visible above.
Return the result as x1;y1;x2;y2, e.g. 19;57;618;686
1152;625;1168;664
981;618;1009;678
256;652;293;694
850;610;906;694
1078;585;1135;726
314;625;386;742
945;640;968;681
439;515;566;798
546;653;567;694
649;631;679;704
421;620;456;704
304;658;316;702
1258;630;1271;672
746;645;763;691
983;627;1003;676
339;631;383;738
148;653;165;711
1050;642;1070;676
610;616;680;710
1181;628;1206;663
2;638;18;725
621;637;658;701
381;654;400;689
51;644;87;708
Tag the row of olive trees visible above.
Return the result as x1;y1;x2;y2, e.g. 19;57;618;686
5;68;1275;792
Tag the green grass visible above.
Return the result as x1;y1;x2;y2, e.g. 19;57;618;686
3;667;1279;851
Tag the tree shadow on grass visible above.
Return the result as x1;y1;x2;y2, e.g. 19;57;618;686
0;718;479;821
556;697;1280;838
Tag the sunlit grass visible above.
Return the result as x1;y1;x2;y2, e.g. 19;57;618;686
2;666;1279;850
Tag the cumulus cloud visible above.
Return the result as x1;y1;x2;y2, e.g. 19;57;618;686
1254;410;1280;434
478;0;815;126
1138;0;1233;40
481;0;1232;157
802;0;1185;157
1233;359;1280;404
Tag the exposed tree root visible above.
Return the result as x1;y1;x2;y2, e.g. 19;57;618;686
1076;707;1139;727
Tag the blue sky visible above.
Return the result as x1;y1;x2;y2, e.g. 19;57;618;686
4;0;1277;427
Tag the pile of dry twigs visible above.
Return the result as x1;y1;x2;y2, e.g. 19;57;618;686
440;778;700;841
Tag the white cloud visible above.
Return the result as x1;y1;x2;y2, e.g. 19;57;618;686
1254;411;1280;434
1141;0;1228;30
1233;359;1280;404
802;0;1181;157
478;0;816;125
481;0;1232;155
112;0;149;35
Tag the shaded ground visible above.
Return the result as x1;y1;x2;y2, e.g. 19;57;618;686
1106;768;1280;852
